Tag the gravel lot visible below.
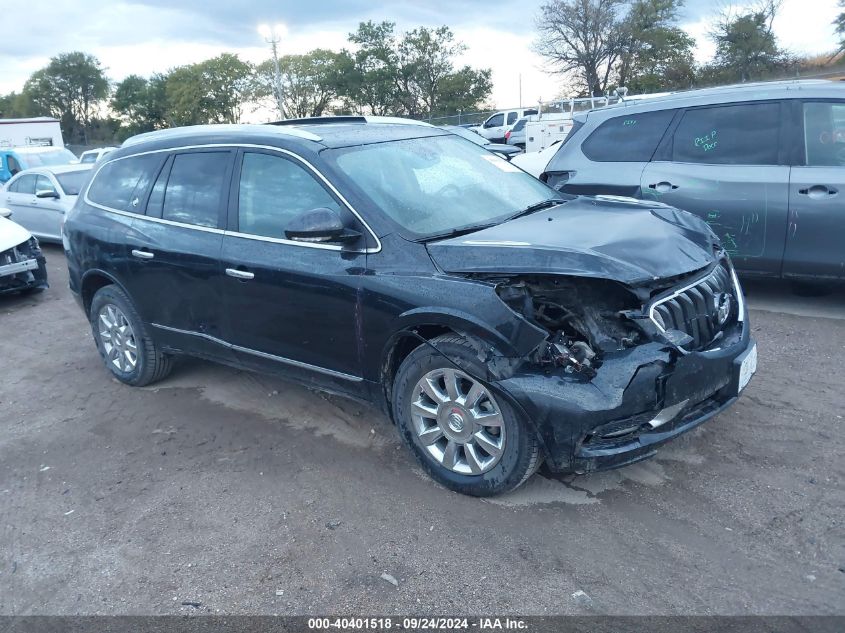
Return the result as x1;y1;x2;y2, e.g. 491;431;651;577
1;244;843;615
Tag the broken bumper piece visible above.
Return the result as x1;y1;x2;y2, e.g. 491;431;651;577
497;318;755;474
0;239;48;295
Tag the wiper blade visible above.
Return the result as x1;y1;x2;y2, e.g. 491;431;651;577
508;198;565;220
417;223;497;242
418;198;566;242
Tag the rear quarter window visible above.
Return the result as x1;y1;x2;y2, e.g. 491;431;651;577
581;109;675;162
87;154;163;212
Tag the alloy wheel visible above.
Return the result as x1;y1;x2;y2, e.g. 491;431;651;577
97;303;138;373
410;368;505;475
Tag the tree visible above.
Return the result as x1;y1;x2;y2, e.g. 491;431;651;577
834;0;845;54
256;49;349;118
0;92;37;118
617;0;696;92
346;21;402;115
111;73;168;137
434;67;494;117
165;53;255;125
343;21;492;118
534;0;628;96
706;1;791;83
21;52;109;143
395;26;473;117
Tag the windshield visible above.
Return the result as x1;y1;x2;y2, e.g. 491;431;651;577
56;170;89;195
24;148;77;167
80;153;98;164
327;134;561;239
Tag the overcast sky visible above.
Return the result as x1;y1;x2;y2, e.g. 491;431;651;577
0;0;840;118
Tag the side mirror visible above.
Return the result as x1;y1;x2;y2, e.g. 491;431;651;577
36;189;59;199
285;207;360;244
0;207;11;219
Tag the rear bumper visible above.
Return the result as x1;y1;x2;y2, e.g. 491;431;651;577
498;315;755;473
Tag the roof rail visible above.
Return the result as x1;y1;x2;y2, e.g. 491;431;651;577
269;116;367;126
269;115;434;128
122;123;322;147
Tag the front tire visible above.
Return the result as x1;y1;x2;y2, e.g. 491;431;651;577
89;284;173;387
392;334;542;496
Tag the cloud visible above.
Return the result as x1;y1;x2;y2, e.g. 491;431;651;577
1;0;841;107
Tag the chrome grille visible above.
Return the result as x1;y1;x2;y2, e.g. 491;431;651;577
649;262;734;351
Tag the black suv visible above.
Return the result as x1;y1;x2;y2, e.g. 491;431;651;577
64;117;757;496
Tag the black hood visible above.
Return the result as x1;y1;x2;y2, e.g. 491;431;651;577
426;196;719;286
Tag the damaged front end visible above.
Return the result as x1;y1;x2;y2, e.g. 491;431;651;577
496;274;646;377
464;255;752;474
0;237;48;295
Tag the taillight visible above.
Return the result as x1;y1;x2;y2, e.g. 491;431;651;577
505;131;511;140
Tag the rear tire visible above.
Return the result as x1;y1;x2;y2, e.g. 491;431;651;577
89;284;173;387
392;334;542;496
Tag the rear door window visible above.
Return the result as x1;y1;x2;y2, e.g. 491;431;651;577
88;154;163;212
802;101;845;166
10;174;36;194
582;109;675;162
507;112;518;125
671;102;780;165
161;152;231;229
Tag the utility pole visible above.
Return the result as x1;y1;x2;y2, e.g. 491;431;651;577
258;23;287;119
519;74;522;108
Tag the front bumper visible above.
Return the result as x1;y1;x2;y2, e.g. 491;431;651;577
498;315;755;473
0;239;48;295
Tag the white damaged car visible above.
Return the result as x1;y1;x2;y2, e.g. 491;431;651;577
0;208;48;295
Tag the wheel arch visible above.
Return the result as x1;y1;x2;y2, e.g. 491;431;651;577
378;307;538;414
80;269;130;318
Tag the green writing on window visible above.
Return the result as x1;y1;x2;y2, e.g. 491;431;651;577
694;130;717;152
622;119;637;126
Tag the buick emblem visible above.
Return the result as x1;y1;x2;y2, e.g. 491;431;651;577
714;292;732;325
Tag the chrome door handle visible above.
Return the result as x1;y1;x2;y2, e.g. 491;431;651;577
648;181;679;193
226;267;254;280
798;185;838;199
131;249;154;259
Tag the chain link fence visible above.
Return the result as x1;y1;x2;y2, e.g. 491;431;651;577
422;109;499;127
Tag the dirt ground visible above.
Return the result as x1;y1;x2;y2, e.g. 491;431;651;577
1;244;843;615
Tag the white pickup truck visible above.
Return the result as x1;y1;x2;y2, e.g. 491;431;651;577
472;108;537;143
